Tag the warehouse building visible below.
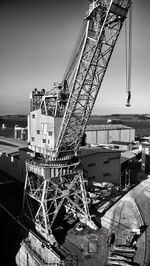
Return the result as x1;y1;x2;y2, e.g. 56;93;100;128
79;147;121;187
85;124;135;145
0;137;31;182
0;137;121;187
141;142;150;172
121;150;141;187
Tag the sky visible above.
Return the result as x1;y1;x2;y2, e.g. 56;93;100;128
0;0;150;116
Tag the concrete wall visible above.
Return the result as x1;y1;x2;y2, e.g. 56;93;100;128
80;150;121;186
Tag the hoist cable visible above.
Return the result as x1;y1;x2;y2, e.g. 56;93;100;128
128;5;132;94
63;21;87;83
125;5;132;107
125;20;128;94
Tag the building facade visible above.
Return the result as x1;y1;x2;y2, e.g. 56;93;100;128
85;124;135;145
14;125;28;141
79;148;121;187
0;137;32;183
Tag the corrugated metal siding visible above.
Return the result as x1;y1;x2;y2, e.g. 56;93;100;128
129;129;135;142
86;131;97;144
86;127;135;144
108;130;120;143
97;130;108;144
120;129;130;142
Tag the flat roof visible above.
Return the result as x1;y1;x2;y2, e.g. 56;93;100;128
121;150;136;163
86;124;132;131
79;147;120;158
111;141;132;145
19;147;33;153
0;137;27;155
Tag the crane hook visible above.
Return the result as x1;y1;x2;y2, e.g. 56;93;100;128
126;91;131;107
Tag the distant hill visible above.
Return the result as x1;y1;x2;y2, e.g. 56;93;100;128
88;114;150;137
88;114;150;125
0;115;27;121
0;114;150;137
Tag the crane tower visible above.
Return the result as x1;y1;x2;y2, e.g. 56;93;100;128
23;0;132;249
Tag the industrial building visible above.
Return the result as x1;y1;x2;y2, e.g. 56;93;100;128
121;150;141;187
86;124;135;145
79;148;121;187
0;137;121;186
145;155;150;174
141;142;150;172
14;125;28;141
0;137;30;182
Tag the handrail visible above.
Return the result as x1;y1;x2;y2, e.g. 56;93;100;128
23;239;64;266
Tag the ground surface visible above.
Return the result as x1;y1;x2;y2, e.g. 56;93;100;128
131;178;150;266
0;171;150;266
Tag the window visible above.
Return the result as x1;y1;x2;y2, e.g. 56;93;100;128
37;130;40;134
48;131;53;136
88;163;95;167
103;173;111;177
31;137;35;142
41;123;47;135
103;160;110;164
114;145;119;149
32;114;35;118
43;139;46;143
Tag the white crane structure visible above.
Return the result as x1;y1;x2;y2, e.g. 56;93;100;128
23;0;132;246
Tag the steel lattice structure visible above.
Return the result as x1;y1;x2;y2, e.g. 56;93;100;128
23;0;132;246
56;0;132;154
23;160;92;242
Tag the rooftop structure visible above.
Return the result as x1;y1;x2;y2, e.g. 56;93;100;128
86;124;132;131
120;150;136;164
0;137;27;155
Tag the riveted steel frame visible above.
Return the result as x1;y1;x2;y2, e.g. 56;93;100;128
23;161;90;237
23;0;132;243
56;0;132;154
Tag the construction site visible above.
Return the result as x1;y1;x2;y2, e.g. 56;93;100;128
0;0;150;266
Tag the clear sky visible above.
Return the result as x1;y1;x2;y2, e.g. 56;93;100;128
0;0;150;115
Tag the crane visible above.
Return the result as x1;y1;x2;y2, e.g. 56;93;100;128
56;0;132;154
23;0;132;247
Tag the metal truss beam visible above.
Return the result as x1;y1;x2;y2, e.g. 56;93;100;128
23;161;92;242
56;0;132;154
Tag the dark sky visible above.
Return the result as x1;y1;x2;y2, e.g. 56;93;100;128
0;0;150;115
